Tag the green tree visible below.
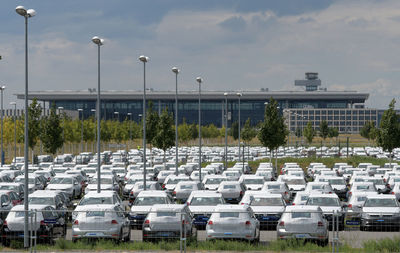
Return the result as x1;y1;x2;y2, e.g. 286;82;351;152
100;120;112;142
146;101;159;145
189;123;198;140
377;99;400;166
360;121;377;144
28;98;43;163
303;121;315;145
328;127;339;146
41;106;63;155
295;127;302;138
178;119;191;145
241;118;257;142
319;120;329;142
229;121;239;140
257;98;288;164
153;108;175;165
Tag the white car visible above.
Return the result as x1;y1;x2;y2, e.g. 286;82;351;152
360;195;400;231
206;204;260;241
46;175;81;199
187;191;225;229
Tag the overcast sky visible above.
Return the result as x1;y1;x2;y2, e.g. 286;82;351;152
1;0;399;109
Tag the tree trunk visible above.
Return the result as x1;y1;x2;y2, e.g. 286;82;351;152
275;148;278;171
269;150;272;164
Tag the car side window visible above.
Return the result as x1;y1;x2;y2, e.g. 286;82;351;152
114;206;124;217
0;195;8;204
10;193;17;201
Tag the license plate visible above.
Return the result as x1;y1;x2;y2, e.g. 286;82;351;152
17;234;24;238
86;233;100;236
377;219;384;222
160;233;171;237
295;234;308;238
224;232;232;235
346;221;360;225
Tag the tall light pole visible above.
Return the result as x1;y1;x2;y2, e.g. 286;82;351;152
196;77;203;183
172;67;180;175
78;109;83;153
58;106;64;153
10;102;17;166
92;36;104;193
127;113;132;142
224;92;228;170
237;93;242;162
0;86;5;167
139;55;149;190
15;5;36;248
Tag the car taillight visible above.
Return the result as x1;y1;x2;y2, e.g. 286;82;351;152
240;191;243;196
186;202;190;206
328;192;332;194
144;219;150;224
130;191;134;195
349;192;352;195
318;221;324;227
278;221;284;226
111;220;118;224
162;184;165;189
292;203;295;205
348;204;352;208
284;191;288;195
245;221;251;226
173;191;176;195
208;220;213;225
73;220;79;225
391;192;395;195
3;220;7;226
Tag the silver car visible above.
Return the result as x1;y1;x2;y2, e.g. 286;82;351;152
206;204;260;241
277;205;329;246
142;204;193;240
173;181;201;202
72;204;130;241
216;181;244;204
46;175;81;199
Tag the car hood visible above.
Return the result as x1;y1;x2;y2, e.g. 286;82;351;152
363;207;400;214
204;184;219;190
288;185;305;191
87;184;113;190
331;185;346;191
130;205;152;214
189;206;216;214
250;206;285;214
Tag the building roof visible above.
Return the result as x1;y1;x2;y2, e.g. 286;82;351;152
17;89;369;102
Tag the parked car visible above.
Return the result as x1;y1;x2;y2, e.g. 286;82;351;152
72;204;130;242
187;191;225;229
142;204;193;240
206;204;260;241
216;181;244;204
360;195;400;231
277;205;329;246
249;193;286;230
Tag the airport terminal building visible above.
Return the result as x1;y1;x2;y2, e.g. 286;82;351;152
16;73;371;132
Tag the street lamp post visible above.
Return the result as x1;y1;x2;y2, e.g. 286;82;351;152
10;102;17;165
139;55;149;190
58;107;64;153
15;5;36;248
78;109;83;153
0;86;5;167
196;77;203;183
224;93;228;170
172;67;180;175
236;93;242;162
92;36;104;193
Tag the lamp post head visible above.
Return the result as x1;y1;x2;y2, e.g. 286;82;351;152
127;113;132;116
139;55;149;62
58;107;64;110
91;109;96;112
0;86;5;90
264;102;268;105
77;109;83;112
172;67;180;74
114;112;119;114
236;92;242;97
10;102;16;105
91;36;104;46
224;92;228;96
138;114;142;117
196;77;202;84
26;9;36;17
16;6;34;17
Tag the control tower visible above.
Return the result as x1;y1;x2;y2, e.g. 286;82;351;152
294;72;322;91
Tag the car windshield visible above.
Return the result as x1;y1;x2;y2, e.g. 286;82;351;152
223;185;236;189
356;196;367;202
157;212;176;217
134;197;167;206
16;178;35;184
244;179;264;184
80;197;113;205
267;185;280;190
166;178;183;184
311;185;324;190
136;184;153;189
328;179;345;185
190;197;223;206
50;178;72;184
307;197;339;206
292;212;312;218
0;185;16;191
285;179;305;185
367;179;384;185
364;198;398;207
206;178;224;184
251;197;283;206
219;212;240;218
86;211;105;217
225;173;237;177
180;185;193;190
84;169;96;174
90;178;112;184
356;185;373;190
114;169;125;173
29;197;54;205
15;211;35;218
127;179;142;184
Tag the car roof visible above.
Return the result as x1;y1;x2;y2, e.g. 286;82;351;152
136;190;168;197
285;205;322;212
11;204;51;211
189;190;222;197
214;204;248;211
366;194;397;199
307;193;339;199
84;191;116;197
150;204;185;212
75;204;116;211
30;190;58;197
